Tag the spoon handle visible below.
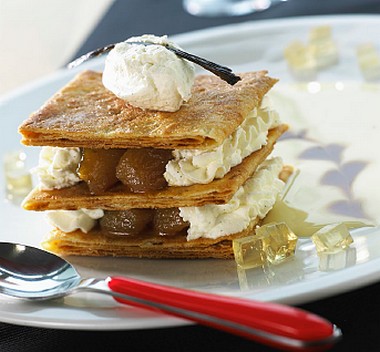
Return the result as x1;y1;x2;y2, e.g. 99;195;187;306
107;276;340;351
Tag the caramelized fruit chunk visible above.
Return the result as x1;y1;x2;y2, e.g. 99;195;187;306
99;209;154;236
78;148;125;194
153;208;189;236
116;148;173;193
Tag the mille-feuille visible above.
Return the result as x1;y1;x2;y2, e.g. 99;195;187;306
19;69;290;259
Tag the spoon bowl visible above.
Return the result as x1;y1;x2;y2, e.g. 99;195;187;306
0;243;84;300
0;242;341;351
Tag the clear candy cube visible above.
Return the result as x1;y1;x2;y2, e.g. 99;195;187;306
311;223;353;254
309;26;338;69
237;266;272;291
309;39;339;69
232;235;267;269
256;222;298;265
357;43;380;81
232;222;298;269
319;247;357;271
309;25;332;42
3;151;33;199
284;41;317;80
284;25;339;79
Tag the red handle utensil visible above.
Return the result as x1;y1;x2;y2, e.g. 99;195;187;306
107;276;341;351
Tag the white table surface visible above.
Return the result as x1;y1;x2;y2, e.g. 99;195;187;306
0;0;113;96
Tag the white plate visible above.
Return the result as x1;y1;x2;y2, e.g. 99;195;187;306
1;14;380;330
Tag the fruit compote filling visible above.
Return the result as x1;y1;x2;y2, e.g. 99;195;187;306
78;147;174;195
100;209;154;236
116;148;173;193
99;208;189;237
78;148;126;194
43;157;285;241
153;208;189;236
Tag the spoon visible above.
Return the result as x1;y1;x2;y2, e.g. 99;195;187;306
0;242;341;351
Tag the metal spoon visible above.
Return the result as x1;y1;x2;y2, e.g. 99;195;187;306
0;242;341;351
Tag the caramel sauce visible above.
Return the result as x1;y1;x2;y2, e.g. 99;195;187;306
262;169;371;237
262;198;369;237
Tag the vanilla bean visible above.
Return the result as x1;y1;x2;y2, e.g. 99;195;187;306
68;43;116;69
164;45;241;85
67;41;241;85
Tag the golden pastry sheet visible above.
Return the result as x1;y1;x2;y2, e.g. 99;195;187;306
19;70;277;150
23;125;287;211
42;217;262;259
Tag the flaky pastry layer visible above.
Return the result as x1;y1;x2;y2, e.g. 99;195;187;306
19;70;277;150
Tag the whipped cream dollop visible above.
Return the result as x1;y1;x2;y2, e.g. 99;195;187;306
34;147;81;190
164;98;280;186
180;157;285;241
102;34;195;112
46;208;104;233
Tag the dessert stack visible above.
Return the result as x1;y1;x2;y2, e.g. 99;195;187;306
18;35;290;259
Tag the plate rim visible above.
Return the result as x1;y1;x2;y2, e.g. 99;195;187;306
1;13;380;330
